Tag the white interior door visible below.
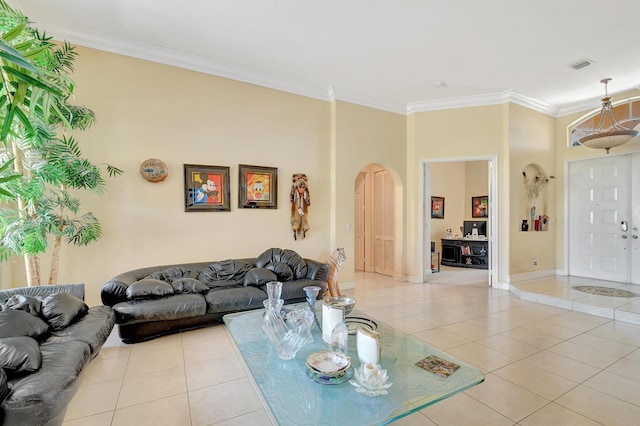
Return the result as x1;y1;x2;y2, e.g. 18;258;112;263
373;170;394;276
569;156;630;282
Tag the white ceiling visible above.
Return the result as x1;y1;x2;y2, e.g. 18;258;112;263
11;0;640;115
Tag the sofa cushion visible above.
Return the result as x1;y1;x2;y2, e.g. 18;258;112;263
127;279;174;299
205;286;267;313
256;248;308;279
149;266;199;283
198;259;253;287
5;295;42;316
0;336;41;375
3;340;91;426
243;268;278;287
47;306;116;356
0;310;49;340
265;262;294;281
113;293;207;324
171;278;209;294
0;367;8;404
41;293;89;330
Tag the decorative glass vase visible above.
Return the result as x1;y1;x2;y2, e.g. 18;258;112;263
530;206;536;229
262;299;313;360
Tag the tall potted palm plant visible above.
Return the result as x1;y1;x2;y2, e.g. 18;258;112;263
0;1;121;286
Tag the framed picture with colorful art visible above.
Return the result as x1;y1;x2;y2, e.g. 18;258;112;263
431;196;445;219
238;164;278;209
184;164;230;212
472;195;488;218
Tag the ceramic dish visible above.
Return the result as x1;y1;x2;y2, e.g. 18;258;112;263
306;366;354;385
306;350;351;375
344;316;378;335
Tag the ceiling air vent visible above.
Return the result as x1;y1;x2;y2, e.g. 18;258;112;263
570;59;593;70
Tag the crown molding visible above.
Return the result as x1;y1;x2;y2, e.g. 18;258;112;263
30;18;630;118
39;20;334;103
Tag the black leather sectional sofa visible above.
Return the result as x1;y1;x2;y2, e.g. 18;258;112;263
101;248;328;343
0;283;115;426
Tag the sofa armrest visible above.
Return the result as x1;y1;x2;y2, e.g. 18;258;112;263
304;259;329;282
0;367;8;404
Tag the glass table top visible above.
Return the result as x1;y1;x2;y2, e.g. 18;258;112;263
223;305;484;425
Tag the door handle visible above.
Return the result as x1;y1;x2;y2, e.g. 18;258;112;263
621;234;628;239
621;221;628;232
633;235;638;239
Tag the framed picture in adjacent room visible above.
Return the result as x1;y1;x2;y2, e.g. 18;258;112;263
184;164;230;212
431;196;445;219
472;195;488;218
239;164;278;209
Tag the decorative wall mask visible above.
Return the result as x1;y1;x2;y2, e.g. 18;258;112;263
290;173;310;240
140;158;168;182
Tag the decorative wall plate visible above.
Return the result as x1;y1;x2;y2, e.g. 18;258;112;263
140;158;168;182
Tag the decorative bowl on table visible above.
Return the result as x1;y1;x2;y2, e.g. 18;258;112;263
305;350;352;382
323;296;356;316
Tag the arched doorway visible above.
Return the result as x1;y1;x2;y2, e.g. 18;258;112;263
354;164;403;278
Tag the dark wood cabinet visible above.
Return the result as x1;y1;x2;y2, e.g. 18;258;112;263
441;239;488;269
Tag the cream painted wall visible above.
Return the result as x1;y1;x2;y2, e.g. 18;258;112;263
5;47;333;305
508;104;556;275
430;162;466;243
333;101;406;283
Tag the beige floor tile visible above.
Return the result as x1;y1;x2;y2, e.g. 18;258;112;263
384;315;436;334
189;378;263;426
129;333;183;355
81;355;129;386
62;411;114;426
606;357;640;382
476;334;542;359
440;319;500;340
522;350;599;383
519;402;602;426
412;328;470;350
64;379;122;421
547;341;620;368
387;411;437;426
117;365;187;409
95;345;132;360
569;332;637;357
183;337;237;364
587;322;640;346
212;408;275;426
464;374;550;422
111;393;191;426
448;342;518;372
493;361;578;400
181;323;229;345
125;345;184;375
501;327;564;349
543;311;611;332
185;353;246;391
523;321;584;340
583;370;640;406
556;384;640;425
421;391;513;426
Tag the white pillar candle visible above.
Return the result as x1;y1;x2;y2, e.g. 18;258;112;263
322;303;344;344
356;327;380;364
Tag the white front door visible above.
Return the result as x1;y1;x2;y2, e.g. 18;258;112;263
631;154;640;284
569;155;631;282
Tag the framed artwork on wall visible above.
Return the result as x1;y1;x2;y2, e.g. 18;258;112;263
184;164;230;212
431;196;445;219
472;195;488;218
239;164;278;209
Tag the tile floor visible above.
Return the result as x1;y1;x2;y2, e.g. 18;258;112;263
63;269;640;425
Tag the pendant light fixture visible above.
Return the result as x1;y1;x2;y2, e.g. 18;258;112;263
578;78;639;154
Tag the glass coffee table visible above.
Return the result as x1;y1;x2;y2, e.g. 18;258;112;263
223;306;484;425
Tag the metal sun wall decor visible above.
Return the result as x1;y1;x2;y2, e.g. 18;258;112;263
290;173;310;240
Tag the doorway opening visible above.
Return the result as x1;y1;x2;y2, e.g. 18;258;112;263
422;157;498;287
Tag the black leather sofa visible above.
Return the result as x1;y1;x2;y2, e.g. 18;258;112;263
0;283;115;426
101;248;328;344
